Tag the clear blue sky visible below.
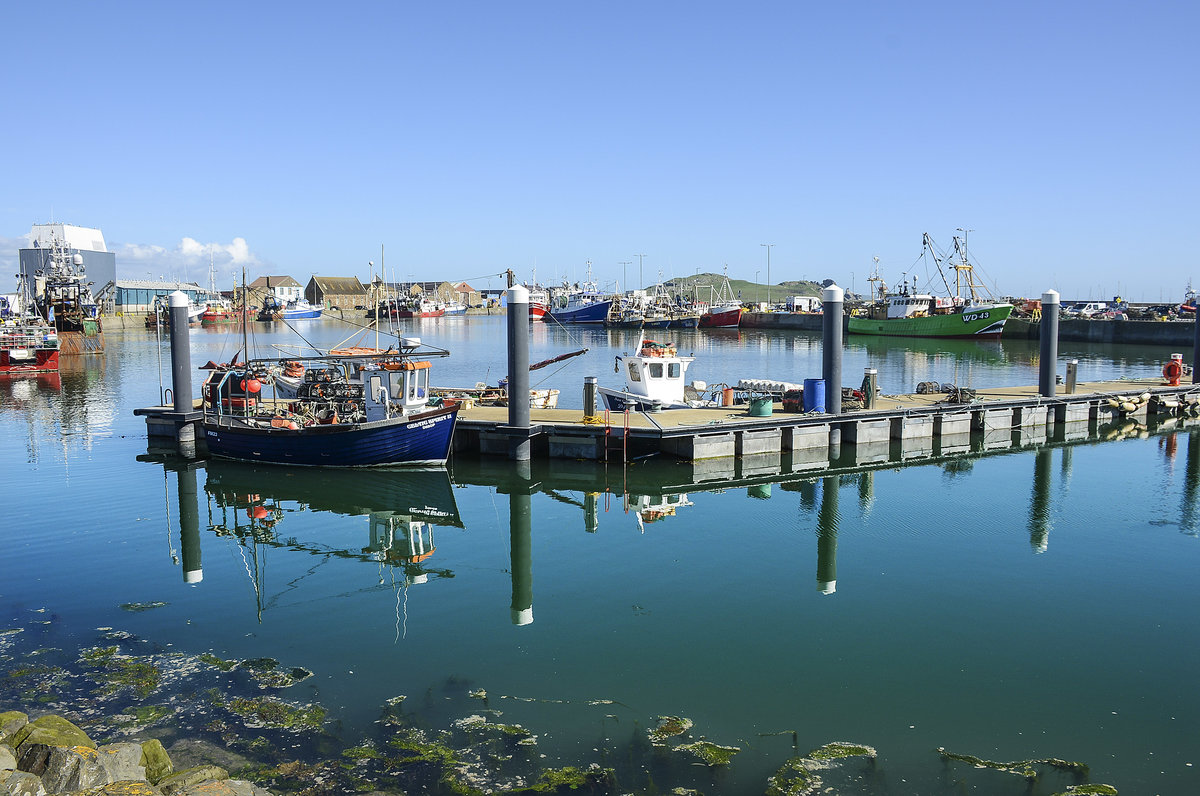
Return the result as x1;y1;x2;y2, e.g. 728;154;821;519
1;1;1195;301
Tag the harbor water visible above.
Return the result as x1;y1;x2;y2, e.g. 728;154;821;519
1;317;1197;795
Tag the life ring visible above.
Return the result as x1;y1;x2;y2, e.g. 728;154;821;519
1163;359;1183;385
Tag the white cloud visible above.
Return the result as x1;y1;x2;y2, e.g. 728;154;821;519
114;236;264;288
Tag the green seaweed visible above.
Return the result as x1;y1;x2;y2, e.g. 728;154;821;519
77;646;161;698
807;741;877;761
766;756;818;796
648;715;693;745
342;742;384;761
116;704;172;728
240;657;313;688
120;601;169;612
938;747;1089;780
675;740;740;766
510;764;616;793
386;726;460;768
226;695;326;730
1051;786;1118;796
198;653;238;672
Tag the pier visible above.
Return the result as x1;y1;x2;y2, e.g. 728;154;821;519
452;377;1199;465
135;286;1200;471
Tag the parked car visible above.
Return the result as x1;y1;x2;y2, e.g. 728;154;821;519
1064;302;1108;318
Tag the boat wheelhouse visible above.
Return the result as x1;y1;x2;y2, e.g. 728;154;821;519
597;339;714;412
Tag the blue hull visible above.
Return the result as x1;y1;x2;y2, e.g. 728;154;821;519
204;405;457;466
547;299;613;324
280;309;322;320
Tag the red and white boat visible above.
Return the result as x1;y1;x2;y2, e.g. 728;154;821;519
1;317;60;375
200;299;246;325
528;286;548;321
697;270;744;329
698;304;743;328
394;299;445;319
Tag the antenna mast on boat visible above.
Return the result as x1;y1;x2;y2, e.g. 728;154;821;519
865;256;889;301
922;233;955;299
952;227;993;303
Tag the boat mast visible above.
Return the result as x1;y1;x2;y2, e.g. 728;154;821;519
208;245;216;299
865;256;890;302
953;228;992;302
954;228;975;301
924;233;955;299
241;267;249;363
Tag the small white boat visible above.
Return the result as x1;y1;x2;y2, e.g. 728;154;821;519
598;339;715;412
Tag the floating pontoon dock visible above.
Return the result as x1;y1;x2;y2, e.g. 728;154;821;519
454;377;1199;463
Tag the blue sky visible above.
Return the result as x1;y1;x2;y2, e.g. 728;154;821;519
1;1;1195;301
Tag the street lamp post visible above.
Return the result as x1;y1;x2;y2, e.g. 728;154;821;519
619;261;632;293
755;270;760;301
761;243;774;307
636;253;647;290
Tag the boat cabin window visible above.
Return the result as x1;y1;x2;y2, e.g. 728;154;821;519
407;368;427;400
648;363;664;379
628;362;641;382
370;374;385;404
668;362;681;378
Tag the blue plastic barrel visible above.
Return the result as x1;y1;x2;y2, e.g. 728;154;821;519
802;378;826;413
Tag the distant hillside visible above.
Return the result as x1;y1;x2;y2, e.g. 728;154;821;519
663;273;826;303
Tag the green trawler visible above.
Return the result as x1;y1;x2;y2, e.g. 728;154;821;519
848;232;1013;339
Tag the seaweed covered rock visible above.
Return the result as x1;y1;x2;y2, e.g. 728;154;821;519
39;744;109;792
11;714;96;775
156;763;230;795
140;738;174;784
0;710;29;739
95;742;148;782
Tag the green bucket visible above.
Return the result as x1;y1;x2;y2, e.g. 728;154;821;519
748;397;773;417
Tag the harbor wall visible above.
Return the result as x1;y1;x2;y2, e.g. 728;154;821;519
1003;317;1195;346
740;311;1194;347
741;312;839;332
106;308;1194;347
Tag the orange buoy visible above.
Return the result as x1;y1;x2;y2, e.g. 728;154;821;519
1163;353;1184;386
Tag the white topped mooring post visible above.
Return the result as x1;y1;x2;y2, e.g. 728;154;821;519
168;291;193;413
509;484;533;626
178;465;203;584
1039;290;1060;397
506;285;531;460
1193;304;1200;384
822;284;844;447
817;475;839;594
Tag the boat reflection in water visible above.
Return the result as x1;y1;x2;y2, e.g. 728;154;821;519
199;461;463;624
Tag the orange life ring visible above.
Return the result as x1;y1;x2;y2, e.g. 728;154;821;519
1163;359;1183;384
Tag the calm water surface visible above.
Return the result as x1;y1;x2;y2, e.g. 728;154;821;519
1;318;1197;795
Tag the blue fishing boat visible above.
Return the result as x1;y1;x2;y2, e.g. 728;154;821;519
547;291;613;324
546;262;614;324
201;340;457;467
258;296;324;321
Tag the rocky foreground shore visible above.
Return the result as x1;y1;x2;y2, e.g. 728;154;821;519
1;711;272;796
